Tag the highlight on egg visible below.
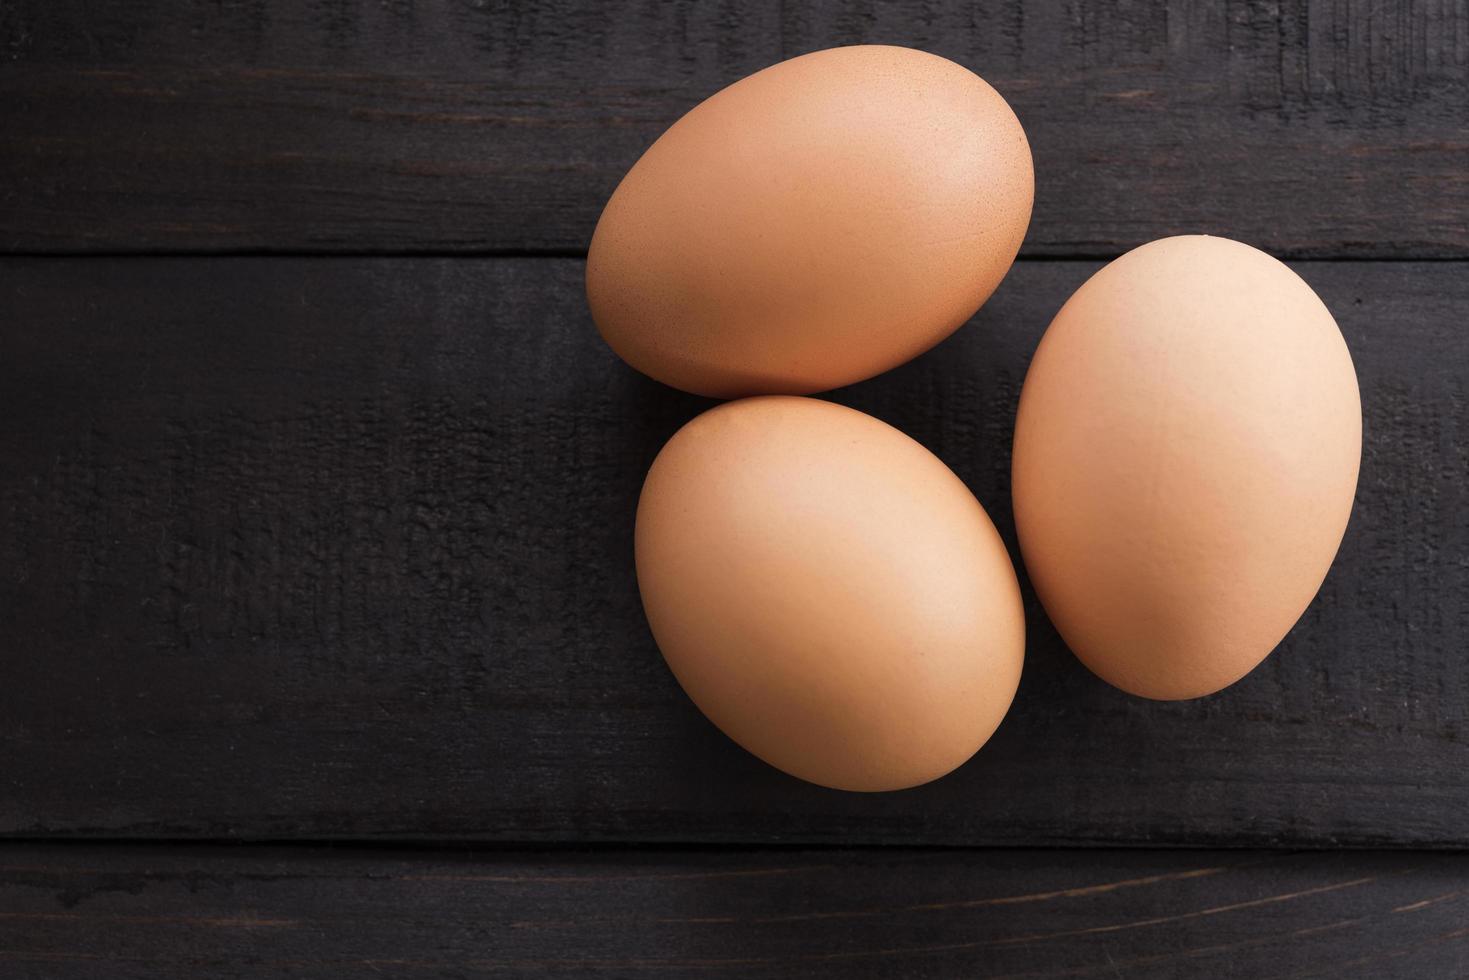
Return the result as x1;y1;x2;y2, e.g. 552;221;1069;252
635;396;1025;791
588;44;1033;398
1011;235;1362;701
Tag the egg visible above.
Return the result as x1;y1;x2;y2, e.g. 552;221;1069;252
588;45;1033;398
636;396;1024;791
1012;236;1362;700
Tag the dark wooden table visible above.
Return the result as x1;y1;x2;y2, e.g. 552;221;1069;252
2;2;1467;976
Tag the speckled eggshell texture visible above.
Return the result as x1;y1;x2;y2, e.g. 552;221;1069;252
1012;236;1362;701
588;45;1034;398
635;396;1025;791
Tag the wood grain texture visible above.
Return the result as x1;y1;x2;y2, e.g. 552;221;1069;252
1;257;1465;845
1;845;1466;978
2;0;1466;256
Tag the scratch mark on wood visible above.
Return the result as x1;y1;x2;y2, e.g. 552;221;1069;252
1392;888;1466;913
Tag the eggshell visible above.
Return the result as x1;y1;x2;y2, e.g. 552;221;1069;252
636;396;1024;791
1012;236;1362;700
588;45;1033;398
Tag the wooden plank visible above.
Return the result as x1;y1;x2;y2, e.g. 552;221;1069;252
2;1;1466;256
0;844;1466;978
1;257;1466;845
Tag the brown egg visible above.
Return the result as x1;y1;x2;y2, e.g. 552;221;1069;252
588;45;1033;398
1012;236;1362;700
636;396;1024;791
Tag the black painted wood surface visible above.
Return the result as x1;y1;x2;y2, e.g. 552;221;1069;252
3;1;1467;256
3;256;1465;845
4;0;1468;971
1;845;1466;978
